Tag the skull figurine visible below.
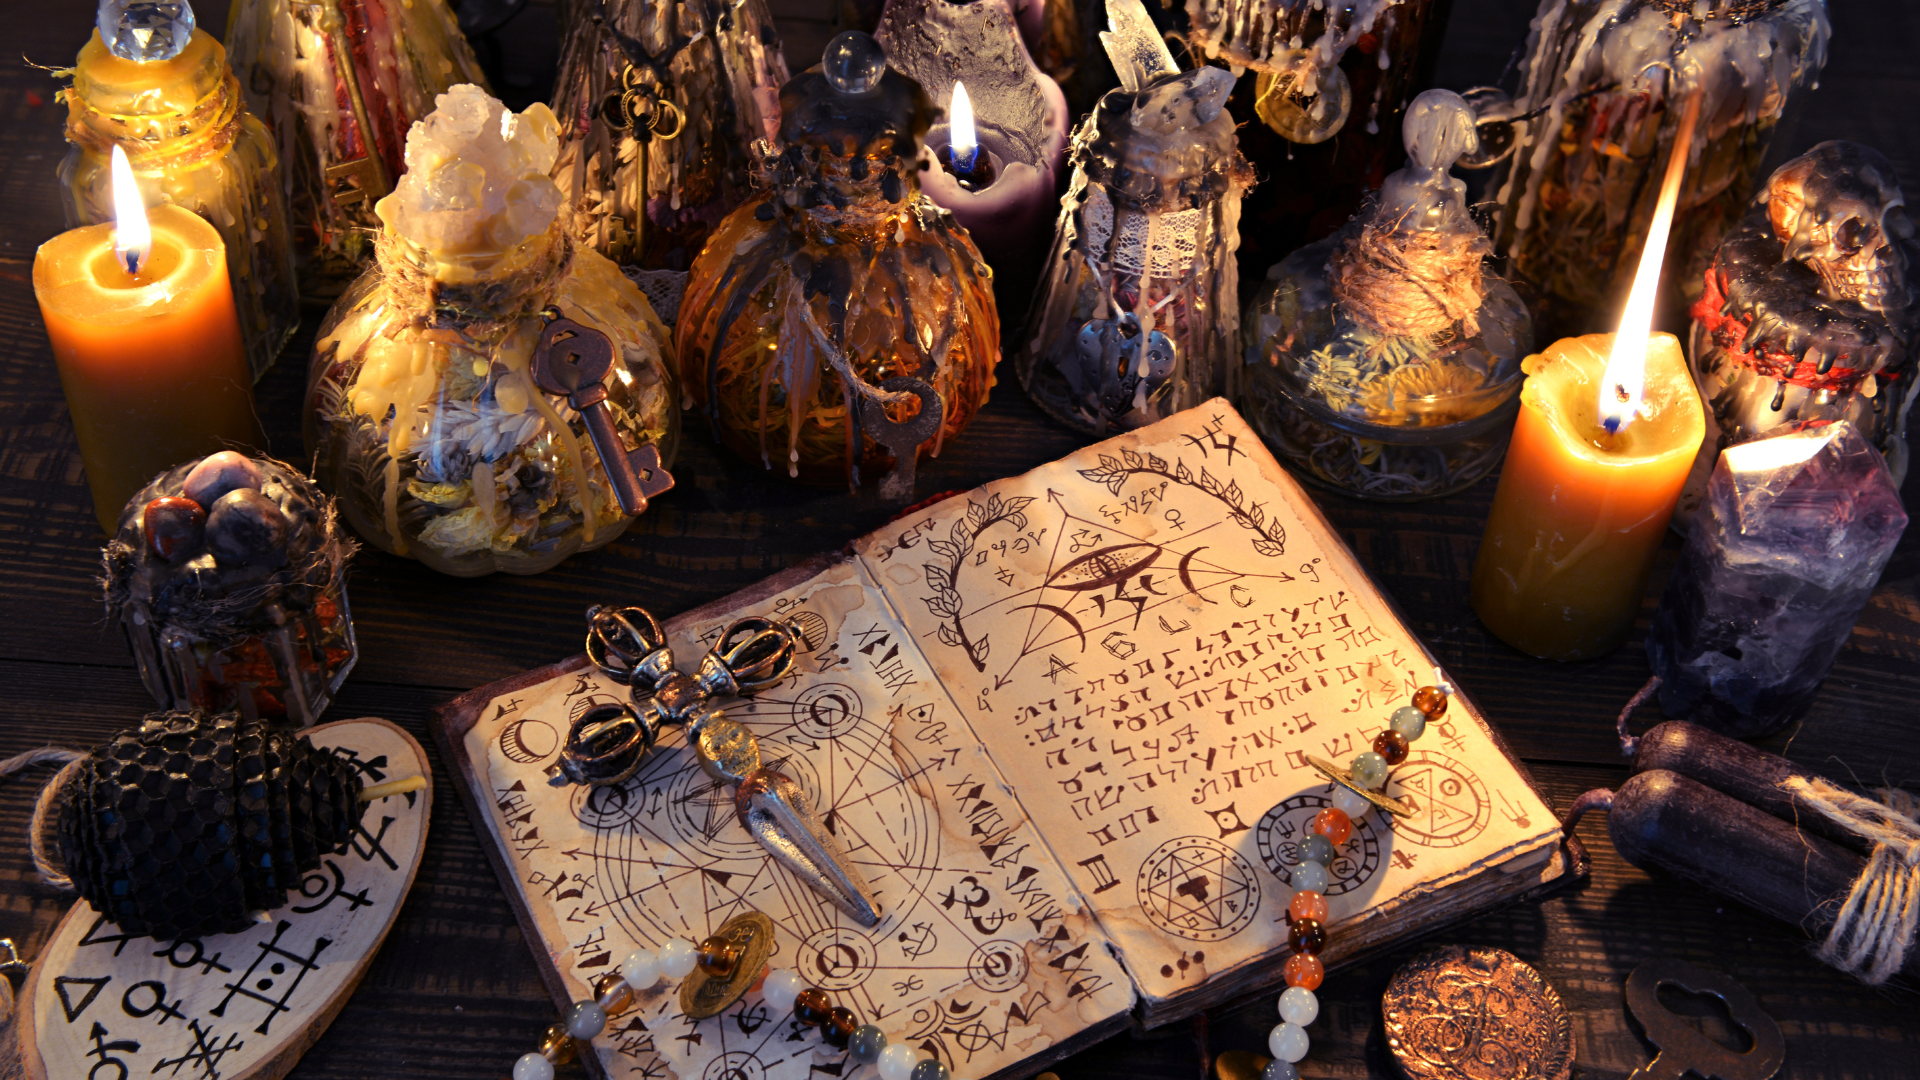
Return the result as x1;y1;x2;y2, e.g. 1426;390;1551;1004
1682;141;1920;525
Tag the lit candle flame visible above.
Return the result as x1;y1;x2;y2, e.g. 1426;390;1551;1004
110;144;151;276
1599;89;1703;435
949;81;978;175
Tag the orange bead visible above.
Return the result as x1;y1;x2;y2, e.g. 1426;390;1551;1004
1311;807;1352;846
1289;889;1329;924
1413;686;1448;718
1283;953;1324;990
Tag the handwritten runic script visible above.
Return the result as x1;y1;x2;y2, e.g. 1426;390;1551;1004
444;401;1564;1080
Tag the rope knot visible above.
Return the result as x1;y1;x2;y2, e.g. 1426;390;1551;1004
1780;775;1920;984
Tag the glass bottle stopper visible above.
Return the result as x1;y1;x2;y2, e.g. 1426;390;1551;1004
98;0;196;62
823;31;887;96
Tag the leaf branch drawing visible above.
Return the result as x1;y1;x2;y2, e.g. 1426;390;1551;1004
920;492;1035;671
1078;449;1287;556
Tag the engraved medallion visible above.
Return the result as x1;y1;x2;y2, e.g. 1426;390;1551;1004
1382;945;1572;1080
680;911;778;1019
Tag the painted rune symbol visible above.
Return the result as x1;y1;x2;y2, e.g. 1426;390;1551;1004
209;921;332;1035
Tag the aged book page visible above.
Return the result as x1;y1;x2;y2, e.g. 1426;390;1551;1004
853;401;1561;1010
458;558;1135;1080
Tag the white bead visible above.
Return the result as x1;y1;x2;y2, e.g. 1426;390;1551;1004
659;938;698;979
621;948;662;989
1331;785;1372;820
513;1052;556;1080
763;968;804;1012
1278;986;1318;1026
566;1001;607;1039
1268;1022;1309;1063
878;1043;919;1080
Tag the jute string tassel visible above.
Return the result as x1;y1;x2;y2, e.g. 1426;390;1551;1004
1329;215;1489;339
1780;776;1920;984
0;747;83;892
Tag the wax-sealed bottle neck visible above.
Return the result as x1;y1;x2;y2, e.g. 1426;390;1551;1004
65;28;243;172
374;220;575;326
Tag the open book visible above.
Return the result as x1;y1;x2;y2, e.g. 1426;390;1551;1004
432;402;1578;1080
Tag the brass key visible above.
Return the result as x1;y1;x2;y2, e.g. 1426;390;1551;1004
530;317;674;516
857;376;943;502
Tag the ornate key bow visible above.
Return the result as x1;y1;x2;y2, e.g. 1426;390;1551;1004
549;606;884;927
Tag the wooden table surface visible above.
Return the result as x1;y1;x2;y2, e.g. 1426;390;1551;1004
3;2;1917;1078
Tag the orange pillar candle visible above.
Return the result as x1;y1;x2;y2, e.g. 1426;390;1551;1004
1470;332;1705;660
35;157;260;531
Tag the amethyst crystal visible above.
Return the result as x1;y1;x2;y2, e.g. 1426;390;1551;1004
1647;421;1908;737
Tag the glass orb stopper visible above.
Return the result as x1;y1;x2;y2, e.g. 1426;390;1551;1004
823;31;886;95
98;0;196;62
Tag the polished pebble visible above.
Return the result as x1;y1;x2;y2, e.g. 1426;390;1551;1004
1269;1022;1310;1063
659;938;698;978
182;450;263;507
1349;751;1389;789
565;1001;607;1039
878;1043;920;1080
621;948;662;989
1290;859;1329;895
849;1023;889;1064
763;969;804;1012
1298;834;1334;866
1278;986;1319;1026
1288;889;1329;924
206;488;288;563
142;497;205;560
1311;807;1352;846
514;1051;556;1080
1331;784;1373;820
1390;705;1427;742
910;1059;951;1080
1260;1060;1300;1080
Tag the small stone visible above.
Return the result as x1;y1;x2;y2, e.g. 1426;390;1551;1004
1268;1022;1309;1063
1298;834;1334;866
1413;686;1449;718
1283;953;1323;990
594;971;634;1014
514;1051;556;1080
1390;706;1427;742
182;451;263;508
659;937;697;978
1288;889;1329;925
1261;1061;1300;1080
621;948;661;989
794;988;832;1027
205;489;288;564
1331;784;1372;819
1373;729;1410;765
822;1006;858;1049
1278;986;1319;1026
849;1024;888;1065
564;1000;606;1039
1349;751;1389;789
1288;918;1326;955
1311;807;1353;845
878;1043;919;1080
697;934;740;976
143;497;205;561
910;1060;951;1080
1290;859;1329;894
763;968;803;1012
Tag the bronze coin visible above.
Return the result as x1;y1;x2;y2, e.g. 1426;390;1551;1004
680;911;777;1019
1382;945;1572;1080
1306;754;1416;818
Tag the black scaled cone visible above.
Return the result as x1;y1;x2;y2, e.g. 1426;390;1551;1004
56;709;366;941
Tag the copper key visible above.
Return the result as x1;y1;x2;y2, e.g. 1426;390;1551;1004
531;317;674;515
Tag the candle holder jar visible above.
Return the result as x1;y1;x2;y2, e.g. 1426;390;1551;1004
1239;91;1531;499
1683;141;1920;523
224;0;490;299
59;1;300;381
305;87;680;577
1482;0;1829;339
675;33;999;494
1016;57;1253;435
104;452;358;728
549;0;789;296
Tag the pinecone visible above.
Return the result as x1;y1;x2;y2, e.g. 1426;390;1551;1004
56;709;366;941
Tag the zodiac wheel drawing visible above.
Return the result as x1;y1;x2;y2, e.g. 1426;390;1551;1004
1135;836;1261;942
1254;793;1381;895
1385;750;1491;849
498;717;558;763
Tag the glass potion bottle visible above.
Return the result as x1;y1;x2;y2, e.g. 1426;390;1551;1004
1015;0;1254;436
1239;90;1532;500
305;86;680;577
60;0;300;380
225;0;490;298
675;33;1000;494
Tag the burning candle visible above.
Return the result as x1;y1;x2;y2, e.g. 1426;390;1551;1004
1470;93;1708;661
35;145;260;532
941;82;989;188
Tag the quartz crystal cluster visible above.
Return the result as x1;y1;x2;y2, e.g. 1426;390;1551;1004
1647;422;1908;738
376;85;562;262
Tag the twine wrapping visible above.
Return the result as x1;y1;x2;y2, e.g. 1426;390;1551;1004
62;71;244;172
374;224;577;334
0;747;83;893
1781;776;1920;984
1330;218;1490;339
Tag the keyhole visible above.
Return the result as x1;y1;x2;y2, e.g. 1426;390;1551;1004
1653;983;1756;1054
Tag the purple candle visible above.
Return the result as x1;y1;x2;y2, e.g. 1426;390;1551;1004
1647;421;1908;737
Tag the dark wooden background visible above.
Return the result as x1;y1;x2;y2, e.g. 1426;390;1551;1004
3;1;1917;1078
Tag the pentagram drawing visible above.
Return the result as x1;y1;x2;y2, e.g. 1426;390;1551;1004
1385;751;1491;849
1134;837;1261;943
1254;793;1382;896
917;489;1297;682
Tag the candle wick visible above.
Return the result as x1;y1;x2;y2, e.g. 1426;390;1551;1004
121;248;143;276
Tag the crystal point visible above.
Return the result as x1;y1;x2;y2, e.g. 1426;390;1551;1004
1648;422;1908;737
1099;0;1179;92
98;0;195;62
